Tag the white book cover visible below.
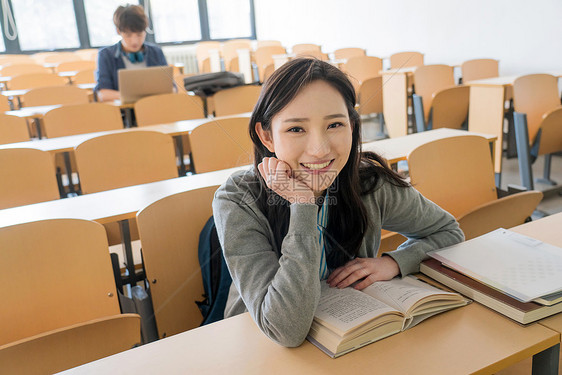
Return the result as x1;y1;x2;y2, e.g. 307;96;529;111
428;228;562;302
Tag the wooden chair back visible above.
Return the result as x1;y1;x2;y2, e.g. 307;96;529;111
0;314;140;374
358;76;383;115
73;48;98;61
0;63;48;76
75;130;178;194
72;68;96;84
173;73;195;91
343;56;383;92
334;48;366;60
458;191;543;240
0;94;11;112
295;50;328;60
56;60;96;73
22;85;89;107
262;63;275;83
221;40;251;71
0;148;59;209
196;41;221;72
254;45;286;81
190;117;252;173
134;93;205;126
536;107;562;156
460;59;498;82
137;185;219;337
390;51;424;69
292;43;321;54
43;103;123;138
43;53;81;64
0;114;30;144
513;74;561;143
408;135;497;218
430;86;470;130
212;85;261;117
0;219;119;345
413;64;455;122
8;72;67;90
0;55;35;65
256;40;282;48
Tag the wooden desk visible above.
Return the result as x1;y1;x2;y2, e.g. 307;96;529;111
0;166;246;284
363;128;497;166
59;302;558;374
5;104;60;119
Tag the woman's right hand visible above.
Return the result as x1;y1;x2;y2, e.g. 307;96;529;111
258;157;315;204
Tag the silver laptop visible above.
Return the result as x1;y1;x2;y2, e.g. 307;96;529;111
118;66;174;104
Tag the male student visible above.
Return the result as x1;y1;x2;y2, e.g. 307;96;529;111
95;4;168;102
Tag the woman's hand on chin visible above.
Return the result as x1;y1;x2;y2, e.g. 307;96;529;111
258;157;315;205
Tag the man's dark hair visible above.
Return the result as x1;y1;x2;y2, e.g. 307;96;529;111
113;4;148;33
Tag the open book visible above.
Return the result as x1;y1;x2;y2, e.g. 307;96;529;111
307;276;469;358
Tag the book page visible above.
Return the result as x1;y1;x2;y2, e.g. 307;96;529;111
314;282;398;336
361;276;457;313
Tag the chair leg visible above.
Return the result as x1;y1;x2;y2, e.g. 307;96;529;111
536;154;557;185
412;94;425;133
513;112;534;190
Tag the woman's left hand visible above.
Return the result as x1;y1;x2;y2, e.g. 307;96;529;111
327;256;400;290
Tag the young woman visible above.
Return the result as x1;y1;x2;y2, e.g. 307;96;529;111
212;58;463;347
95;4;168;102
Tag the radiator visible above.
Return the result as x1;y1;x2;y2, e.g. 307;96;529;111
162;45;199;74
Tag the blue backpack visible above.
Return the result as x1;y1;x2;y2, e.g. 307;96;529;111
196;216;232;325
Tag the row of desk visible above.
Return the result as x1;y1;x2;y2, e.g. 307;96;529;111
57;212;562;375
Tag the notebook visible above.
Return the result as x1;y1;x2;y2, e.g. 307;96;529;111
118;66;174;104
428;228;562;303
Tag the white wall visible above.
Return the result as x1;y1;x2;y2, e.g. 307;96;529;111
254;0;562;75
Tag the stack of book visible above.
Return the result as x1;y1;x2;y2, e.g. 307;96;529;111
420;228;562;324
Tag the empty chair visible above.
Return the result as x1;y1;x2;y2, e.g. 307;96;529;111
254;45;286;82
189;117;252;173
333;47;366;60
0;63;49;76
0;114;29;144
294;50;328;60
73;48;99;61
212;85;261;117
412;64;455;127
0;314;140;374
43;52;82;64
513;74;562;189
73;68;96;84
75;131;178;194
0;219;125;345
342;56;383;92
137;185;219;337
0;94;11;112
292;43;321;54
256;40;282;48
22;85;89;107
8;72;67;90
221;39;251;71
358;76;383;116
389;51;424;69
408;135;542;229
414;86;470;132
195;41;221;73
43;102;123;138
0;148;60;209
460;58;499;83
56;60;96;73
0;55;35;65
134;93;205;126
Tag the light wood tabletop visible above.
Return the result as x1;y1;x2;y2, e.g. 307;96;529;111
59;300;558;375
5;104;61;118
363;128;497;165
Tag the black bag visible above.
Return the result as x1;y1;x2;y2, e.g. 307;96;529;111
184;72;245;97
195;216;232;325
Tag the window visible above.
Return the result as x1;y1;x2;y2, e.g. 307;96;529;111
207;0;252;40
11;0;80;50
84;0;139;47
149;0;201;43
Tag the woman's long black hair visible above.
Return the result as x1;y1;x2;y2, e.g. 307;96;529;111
249;58;408;268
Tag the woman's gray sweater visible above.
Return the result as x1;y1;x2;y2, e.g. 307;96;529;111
212;168;464;347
